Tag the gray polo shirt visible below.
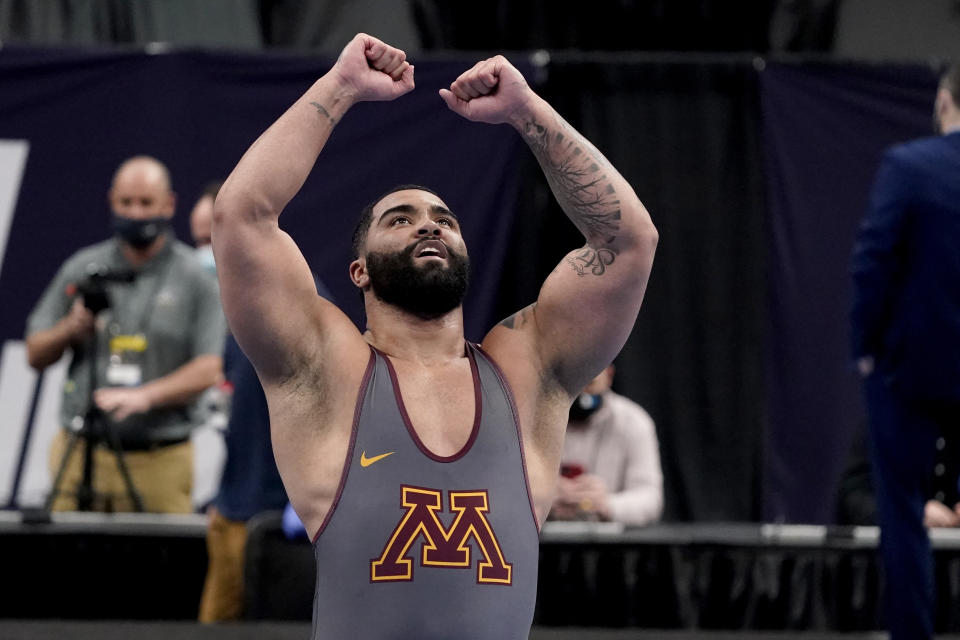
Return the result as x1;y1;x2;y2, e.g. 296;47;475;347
26;234;226;447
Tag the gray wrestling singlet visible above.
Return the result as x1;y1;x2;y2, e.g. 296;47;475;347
310;343;540;640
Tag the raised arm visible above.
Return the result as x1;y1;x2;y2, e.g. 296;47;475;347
441;57;657;394
212;34;414;384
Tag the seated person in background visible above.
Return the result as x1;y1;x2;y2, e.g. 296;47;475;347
836;422;960;528
549;364;663;526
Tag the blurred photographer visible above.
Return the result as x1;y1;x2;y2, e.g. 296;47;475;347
25;156;226;513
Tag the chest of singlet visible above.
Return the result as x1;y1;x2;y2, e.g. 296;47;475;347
310;343;539;640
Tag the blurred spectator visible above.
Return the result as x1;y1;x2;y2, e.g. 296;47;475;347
550;364;663;526
190;181;221;276
25;156;225;513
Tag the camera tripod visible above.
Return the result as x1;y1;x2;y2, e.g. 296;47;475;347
45;272;145;512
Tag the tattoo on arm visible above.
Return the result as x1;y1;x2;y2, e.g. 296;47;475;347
566;246;616;276
310;101;337;125
499;303;537;330
521;118;622;276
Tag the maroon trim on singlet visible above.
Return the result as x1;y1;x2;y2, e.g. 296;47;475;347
311;348;376;544
374;344;482;463
471;342;541;532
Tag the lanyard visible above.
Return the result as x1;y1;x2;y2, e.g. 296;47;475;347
111;256;173;337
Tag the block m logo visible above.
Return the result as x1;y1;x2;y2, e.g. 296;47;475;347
371;485;512;585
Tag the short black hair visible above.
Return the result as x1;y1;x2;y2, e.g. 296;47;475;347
351;184;443;259
941;63;960;106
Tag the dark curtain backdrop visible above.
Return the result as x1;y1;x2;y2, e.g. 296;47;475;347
413;1;776;52
0;0;778;53
498;58;768;522
1;41;950;524
0;46;527;345
761;62;941;523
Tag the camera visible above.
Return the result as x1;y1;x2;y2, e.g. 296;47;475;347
70;266;136;314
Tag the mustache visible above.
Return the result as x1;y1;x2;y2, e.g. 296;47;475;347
408;237;449;252
397;237;467;263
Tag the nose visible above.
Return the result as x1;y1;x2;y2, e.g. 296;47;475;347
417;220;442;236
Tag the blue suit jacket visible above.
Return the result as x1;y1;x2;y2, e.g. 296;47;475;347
851;131;960;404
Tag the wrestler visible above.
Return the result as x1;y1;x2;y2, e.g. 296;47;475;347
213;33;657;639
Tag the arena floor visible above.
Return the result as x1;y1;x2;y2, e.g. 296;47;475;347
0;621;931;640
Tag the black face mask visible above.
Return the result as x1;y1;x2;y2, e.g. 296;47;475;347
365;239;470;319
112;214;168;249
569;392;603;422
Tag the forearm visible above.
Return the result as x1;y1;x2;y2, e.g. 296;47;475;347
509;96;656;253
137;354;223;409
26;323;74;370
215;74;358;225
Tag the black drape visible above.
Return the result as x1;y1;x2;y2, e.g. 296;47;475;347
498;57;768;522
413;1;776;52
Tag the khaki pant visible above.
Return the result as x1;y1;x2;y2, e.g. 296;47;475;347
198;508;249;622
48;429;193;513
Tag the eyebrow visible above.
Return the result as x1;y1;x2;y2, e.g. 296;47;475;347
377;203;458;225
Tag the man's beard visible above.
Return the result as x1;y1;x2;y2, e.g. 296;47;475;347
366;241;470;319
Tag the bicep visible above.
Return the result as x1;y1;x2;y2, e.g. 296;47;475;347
531;242;654;394
212;215;353;384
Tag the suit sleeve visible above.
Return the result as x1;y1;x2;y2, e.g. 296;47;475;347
850;149;913;363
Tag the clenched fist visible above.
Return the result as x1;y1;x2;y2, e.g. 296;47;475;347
439;55;537;125
330;33;415;103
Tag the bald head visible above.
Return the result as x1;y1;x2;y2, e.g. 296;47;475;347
112;156;171;193
109;155;176;221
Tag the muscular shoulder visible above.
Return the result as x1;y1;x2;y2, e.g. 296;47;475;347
483;303;570;393
482;319;571;451
483;312;563;401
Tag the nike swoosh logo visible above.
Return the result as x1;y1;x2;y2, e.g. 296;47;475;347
360;450;395;467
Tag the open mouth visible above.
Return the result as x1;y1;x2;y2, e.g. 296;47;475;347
414;239;448;259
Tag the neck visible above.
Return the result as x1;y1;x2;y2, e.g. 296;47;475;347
120;233;167;267
363;299;466;364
